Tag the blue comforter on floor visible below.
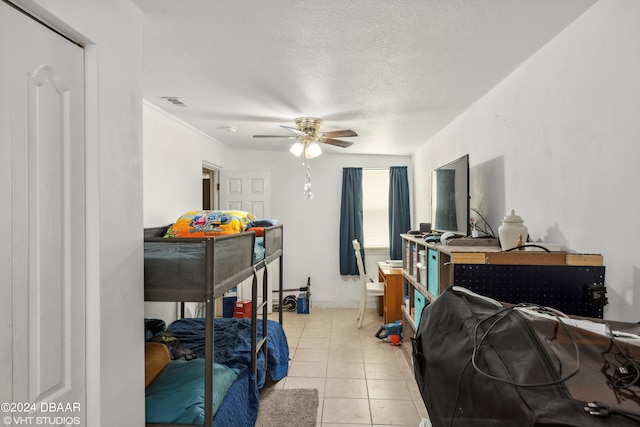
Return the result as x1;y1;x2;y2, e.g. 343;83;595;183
168;317;289;389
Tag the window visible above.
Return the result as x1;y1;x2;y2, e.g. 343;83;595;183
362;169;389;249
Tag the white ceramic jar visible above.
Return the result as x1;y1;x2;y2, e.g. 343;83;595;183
498;210;528;250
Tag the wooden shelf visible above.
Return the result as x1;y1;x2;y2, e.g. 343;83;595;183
398;233;606;366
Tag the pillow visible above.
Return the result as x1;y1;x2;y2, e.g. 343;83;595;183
145;359;239;425
164;210;255;238
145;342;170;388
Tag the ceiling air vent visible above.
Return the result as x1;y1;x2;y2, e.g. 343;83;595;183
161;96;189;107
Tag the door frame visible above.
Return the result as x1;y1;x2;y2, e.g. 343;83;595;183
202;163;220;210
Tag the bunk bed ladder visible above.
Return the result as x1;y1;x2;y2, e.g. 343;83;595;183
278;252;284;325
251;261;269;377
203;239;215;427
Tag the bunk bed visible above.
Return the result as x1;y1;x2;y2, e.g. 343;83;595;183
143;222;286;427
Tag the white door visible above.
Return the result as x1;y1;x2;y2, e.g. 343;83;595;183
0;3;86;421
219;171;273;308
219;170;271;218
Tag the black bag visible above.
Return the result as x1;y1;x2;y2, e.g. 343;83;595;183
412;287;640;426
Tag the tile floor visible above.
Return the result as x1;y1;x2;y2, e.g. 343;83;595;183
267;307;429;426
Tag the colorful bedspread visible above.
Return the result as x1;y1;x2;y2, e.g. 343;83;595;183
158;210;267;263
164;210;255;238
168;317;289;389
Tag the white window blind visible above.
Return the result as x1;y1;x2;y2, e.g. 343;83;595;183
362;169;389;249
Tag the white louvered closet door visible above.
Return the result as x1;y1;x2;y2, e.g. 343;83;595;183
0;2;86;422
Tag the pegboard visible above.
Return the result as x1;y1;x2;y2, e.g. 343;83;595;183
452;264;606;318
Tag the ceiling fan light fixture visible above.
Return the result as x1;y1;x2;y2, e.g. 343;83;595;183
256;117;357;158
289;141;304;157
306;141;322;158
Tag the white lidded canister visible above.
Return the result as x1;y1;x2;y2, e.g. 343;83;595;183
498;210;528;250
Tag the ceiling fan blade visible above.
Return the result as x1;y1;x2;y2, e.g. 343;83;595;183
280;125;304;135
321;129;358;138
322;138;354;148
253;135;298;139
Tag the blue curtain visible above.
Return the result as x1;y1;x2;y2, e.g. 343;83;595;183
389;166;411;260
339;168;363;275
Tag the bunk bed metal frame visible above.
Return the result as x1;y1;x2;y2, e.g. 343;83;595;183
143;224;284;427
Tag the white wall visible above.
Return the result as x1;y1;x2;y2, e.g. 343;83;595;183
13;0;145;425
143;101;239;227
414;0;640;322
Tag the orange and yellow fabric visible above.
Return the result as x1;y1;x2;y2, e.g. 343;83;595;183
164;210;255;238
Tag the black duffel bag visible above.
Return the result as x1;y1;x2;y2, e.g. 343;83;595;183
412;286;640;427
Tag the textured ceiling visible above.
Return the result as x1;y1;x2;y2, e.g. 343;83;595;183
133;0;597;156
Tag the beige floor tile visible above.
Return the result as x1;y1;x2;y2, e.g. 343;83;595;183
285;347;297;363
282;325;304;338
330;335;362;347
322;397;371;424
331;321;362;332
328;308;359;319
362;347;401;364
327;348;364;363
364;362;406;380
286;335;300;350
293;347;329;362
321;424;372;427
366;379;413;400
329;343;365;357
304;318;333;328
369;399;422;426
373;425;422;427
407;381;429;418
288;360;327;377
331;330;361;340
302;326;332;338
326;360;365;379
279;316;306;326
270;308;430;426
297;336;331;349
324;377;368;399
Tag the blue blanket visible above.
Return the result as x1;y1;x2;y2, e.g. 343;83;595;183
168;317;289;389
213;367;258;427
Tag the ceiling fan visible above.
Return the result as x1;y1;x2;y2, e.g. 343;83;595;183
253;117;357;159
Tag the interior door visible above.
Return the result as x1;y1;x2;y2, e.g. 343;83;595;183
0;2;86;419
219;170;273;308
219;170;271;218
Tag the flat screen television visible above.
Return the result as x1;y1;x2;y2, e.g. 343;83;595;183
431;154;470;236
